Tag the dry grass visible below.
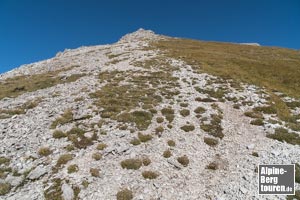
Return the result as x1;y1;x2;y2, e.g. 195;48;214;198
163;150;172;158
96;143;107;150
206;161;218;170
142;157;151;166
156;117;164;123
154;38;300;98
130;138;141;146
142;171;159;179
138;132;153;143
204;137;219;146
194;106;206;114
90;168;100;177
0;157;10;165
38;147;52;157
200;114;224;139
52;130;66;138
120;159;142;170
116;188;133;200
56;154;74;167
177;155;189;167
180;124;195;132
50;109;74;129
0;67;83;100
180;109;190;117
267;128;300;145
0;183;11;196
167;140;176;147
67;164;79;173
92;152;102;161
250;119;264;126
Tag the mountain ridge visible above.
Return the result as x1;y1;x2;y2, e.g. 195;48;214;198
0;29;299;200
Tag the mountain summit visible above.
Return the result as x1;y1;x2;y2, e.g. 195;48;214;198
0;29;299;200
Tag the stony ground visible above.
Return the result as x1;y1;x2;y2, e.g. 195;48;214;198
0;29;299;200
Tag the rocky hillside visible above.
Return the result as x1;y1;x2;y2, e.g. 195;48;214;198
0;29;299;200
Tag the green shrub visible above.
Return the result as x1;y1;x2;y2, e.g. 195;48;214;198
244;111;263;119
254;106;277;114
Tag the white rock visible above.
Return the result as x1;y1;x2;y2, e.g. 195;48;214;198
61;182;74;200
27;165;47;180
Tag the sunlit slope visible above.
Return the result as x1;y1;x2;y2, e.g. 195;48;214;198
155;38;300;98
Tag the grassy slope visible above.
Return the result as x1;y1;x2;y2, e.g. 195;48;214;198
155;38;300;98
154;38;300;122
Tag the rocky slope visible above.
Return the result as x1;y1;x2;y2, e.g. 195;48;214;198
0;29;299;200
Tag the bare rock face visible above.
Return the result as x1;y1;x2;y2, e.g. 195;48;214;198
0;28;299;200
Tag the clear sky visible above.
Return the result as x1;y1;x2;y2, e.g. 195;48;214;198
0;0;299;73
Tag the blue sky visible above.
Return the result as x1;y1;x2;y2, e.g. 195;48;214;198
0;0;299;73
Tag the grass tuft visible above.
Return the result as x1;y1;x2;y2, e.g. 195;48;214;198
120;159;142;170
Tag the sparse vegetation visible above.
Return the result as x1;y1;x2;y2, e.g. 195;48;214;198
52;130;66;138
0;183;11;196
142;157;151;166
267;128;300;145
200;114;224;139
130;138;141;145
38;147;52;157
56;154;74;167
50;109;74;129
90;168;100;177
180;109;190;117
180;102;189;107
180;124;195;132
252;152;259;157
167;140;176;147
163;150;172;158
244;111;263;119
97;143;107;150
67;127;97;149
121;159;142;170
250;119;264;126
138;132;153;143
92;152;102;160
155;126;164;135
67;164;79;173
0;157;10;165
194;106;206;114
142;171;159;179
0;66;83;100
161;107;175;123
117;188;133;200
156;117;164;123
177;155;189;167
206;161;218;170
204;137;219;146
